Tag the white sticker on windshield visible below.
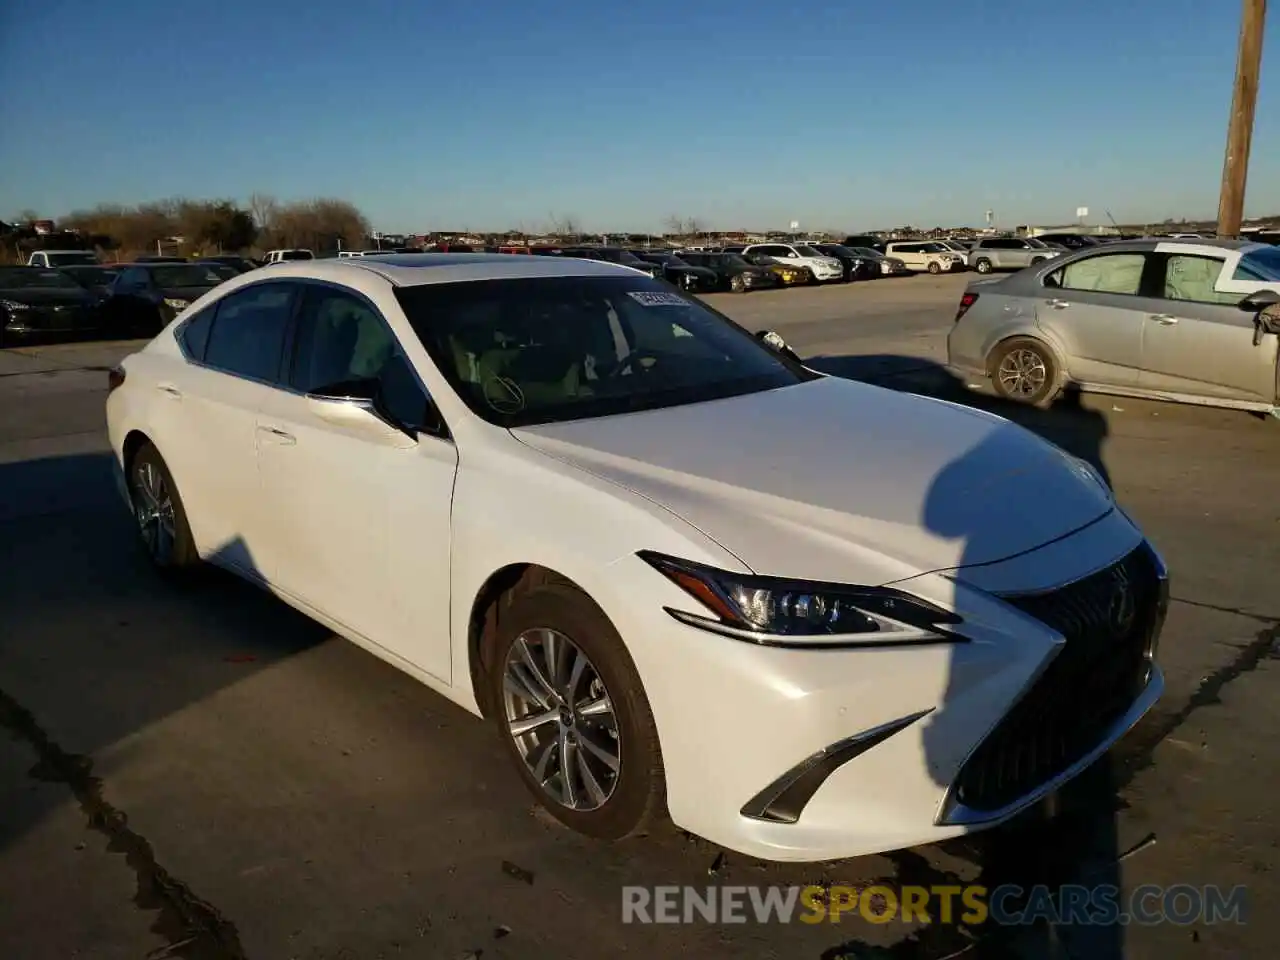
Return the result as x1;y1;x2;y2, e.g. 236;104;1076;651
627;291;689;307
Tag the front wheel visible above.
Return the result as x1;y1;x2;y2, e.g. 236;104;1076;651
990;337;1059;408
730;274;746;293
928;261;942;275
490;578;665;839
1031;256;1046;266
975;258;993;274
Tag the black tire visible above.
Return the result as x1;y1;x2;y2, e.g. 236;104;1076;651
989;337;1060;408
730;274;746;293
488;576;665;840
127;441;201;570
928;261;942;275
975;257;993;274
1030;256;1046;265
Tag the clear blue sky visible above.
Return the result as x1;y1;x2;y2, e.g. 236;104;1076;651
1;0;1276;233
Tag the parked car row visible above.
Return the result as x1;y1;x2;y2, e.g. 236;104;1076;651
0;261;230;346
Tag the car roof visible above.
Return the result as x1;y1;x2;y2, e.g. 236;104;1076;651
250;252;648;287
1043;237;1259;255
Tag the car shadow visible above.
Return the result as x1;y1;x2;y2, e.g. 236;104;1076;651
807;353;1126;958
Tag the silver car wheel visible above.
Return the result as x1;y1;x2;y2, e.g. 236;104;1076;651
131;460;176;563
997;348;1048;399
502;627;620;812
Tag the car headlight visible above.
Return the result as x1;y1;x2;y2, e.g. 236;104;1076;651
0;299;30;311
164;298;190;310
639;551;963;647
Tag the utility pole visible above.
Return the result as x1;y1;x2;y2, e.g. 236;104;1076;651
1217;0;1267;237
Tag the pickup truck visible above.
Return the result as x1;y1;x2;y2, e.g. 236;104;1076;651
27;250;101;268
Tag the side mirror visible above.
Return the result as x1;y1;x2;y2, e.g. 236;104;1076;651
306;378;418;447
755;330;801;363
1238;289;1280;313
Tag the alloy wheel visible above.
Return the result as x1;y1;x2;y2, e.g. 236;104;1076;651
501;627;620;811
131;460;176;564
997;348;1048;399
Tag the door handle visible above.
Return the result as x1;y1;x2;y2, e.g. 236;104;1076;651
1147;314;1179;325
156;383;182;399
1046;299;1070;309
257;425;296;445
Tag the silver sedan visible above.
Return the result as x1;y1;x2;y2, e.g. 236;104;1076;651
947;238;1280;414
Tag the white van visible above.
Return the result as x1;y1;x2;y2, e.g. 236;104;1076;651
263;249;315;264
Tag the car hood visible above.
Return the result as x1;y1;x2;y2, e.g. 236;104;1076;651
0;287;90;306
512;377;1113;586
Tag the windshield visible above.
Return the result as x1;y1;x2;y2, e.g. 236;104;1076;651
43;252;99;266
150;265;224;287
0;267;83;290
793;245;823;258
1026;238;1051;249
59;266;118;285
722;254;753;269
851;247;883;258
396;276;814;428
1236;246;1280;281
922;243;949;253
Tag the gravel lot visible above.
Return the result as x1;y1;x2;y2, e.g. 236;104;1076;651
1;274;1278;960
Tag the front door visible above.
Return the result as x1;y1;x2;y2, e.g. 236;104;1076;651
1037;251;1152;387
254;282;457;682
1139;252;1280;403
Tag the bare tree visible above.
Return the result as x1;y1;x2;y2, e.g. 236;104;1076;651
249;193;280;235
546;213;580;237
663;215;706;237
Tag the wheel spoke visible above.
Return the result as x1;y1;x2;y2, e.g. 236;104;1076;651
558;729;578;807
531;737;557;785
566;649;587;703
515;638;557;705
577;695;612;719
577;728;619;773
509;708;559;738
504;662;552;710
576;747;607;806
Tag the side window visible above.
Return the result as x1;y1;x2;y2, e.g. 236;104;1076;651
180;305;216;361
290;286;398;392
1163;255;1237;305
203;282;295;383
1052;253;1146;295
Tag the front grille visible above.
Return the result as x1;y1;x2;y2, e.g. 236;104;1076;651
30;305;89;330
952;543;1164;813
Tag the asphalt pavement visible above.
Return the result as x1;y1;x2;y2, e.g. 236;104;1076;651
1;274;1278;959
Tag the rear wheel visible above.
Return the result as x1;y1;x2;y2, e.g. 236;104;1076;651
975;258;993;274
128;442;200;570
489;577;665;839
990;337;1059;408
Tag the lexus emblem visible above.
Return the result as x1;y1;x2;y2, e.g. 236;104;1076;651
1107;567;1137;635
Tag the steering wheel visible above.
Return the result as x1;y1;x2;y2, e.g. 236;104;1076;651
606;349;664;380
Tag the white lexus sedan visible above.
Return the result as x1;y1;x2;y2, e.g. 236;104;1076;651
106;254;1168;862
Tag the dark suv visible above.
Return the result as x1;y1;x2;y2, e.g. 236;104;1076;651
676;251;778;292
630;251;719;292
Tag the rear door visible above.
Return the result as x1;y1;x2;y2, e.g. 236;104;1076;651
152;281;297;572
1138;252;1279;403
1037;251;1155;387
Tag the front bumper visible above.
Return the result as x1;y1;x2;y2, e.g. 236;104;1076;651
615;525;1166;862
